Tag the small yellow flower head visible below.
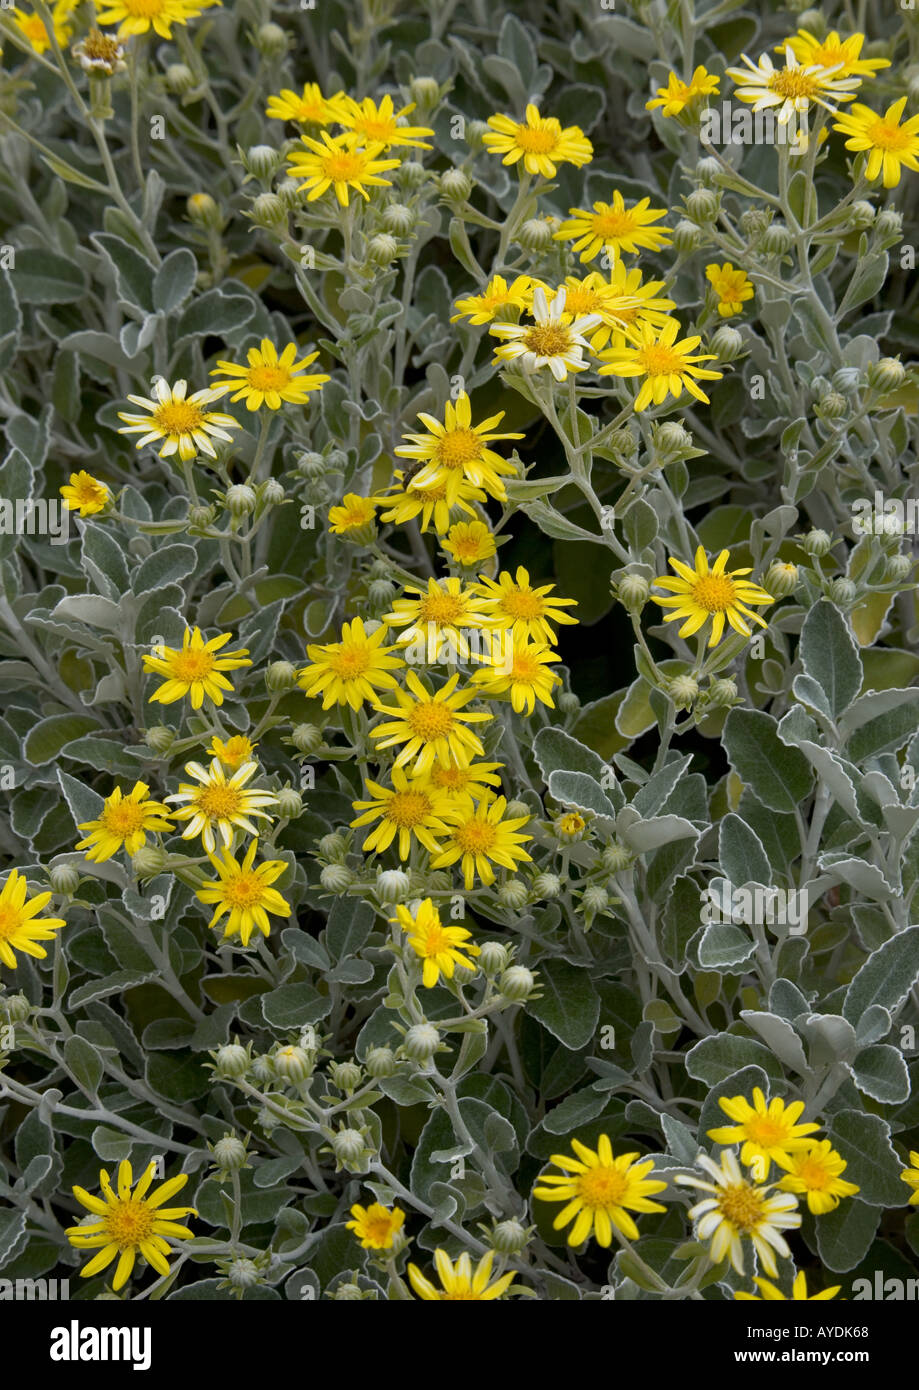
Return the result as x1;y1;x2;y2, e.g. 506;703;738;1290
735;1270;841;1301
66;1160;196;1291
553;190;672;264
286;131;401;206
0;869;66;970
117;378;239;462
95;0;192;41
395;391;523;505
407;1248;516;1300
429;793;532;890
483;102;593;179
142;627;251;709
490;285;601;382
392;897;480;988
166;758;278;855
674;1149;801;1277
778;29;891;81
350;765;455;861
71;28;127;75
335;94;434;151
451;275;537;326
832;97;919;189
902;1150;919;1205
266;83;346;126
646;65;720;118
60;471;110;516
725;46;861;130
652;545;774;647
705;262;755;317
473;566;578;645
377;470;485;537
346;1201;405;1250
195;839;291;947
207;734;257;771
13;2;73;54
298;616;404;711
370;671;492;776
707;1087;821;1181
774;1140;860;1215
209;340;329;412
533;1134;668;1247
442;520;497;566
327;493;378;537
597;318;722;412
76;781;173;863
471;632;561;715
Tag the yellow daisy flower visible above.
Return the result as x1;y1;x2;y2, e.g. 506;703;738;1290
286;131;401;205
394;391;523;505
653;545;774;647
407;1248;516;1300
533;1134;668;1247
901;1151;919;1204
382;575;495;661
195;839;291;946
392;897;480;987
773;1141;861;1214
207;734;257;771
60;471;110;517
705;261;755;317
430;793;532;889
376;471;485;536
424;760;504;802
646;65;720;117
450;274;538;326
584;261;677;352
66;1161;196;1292
707;1087;821;1181
142;627;251;709
117;378;239;462
483;103;593;179
674;1149;801;1278
832;97;919;189
76;782;173;863
0;869;66;970
265;83;346;125
778;29;891;80
471;632;561;715
71;28;128;76
298;616;404;711
370;671;492;776
350;766;454;860
442;520;498;566
346;1202;405;1250
328;493;378;536
735;1271;841;1301
554;271;646;349
95;0;188;39
166;758;278;855
490;285;602;382
209;340;329;411
597;318;723;412
725;46;861;128
473;566;578;645
553;191;672;264
13;1;73;54
335;94;433;150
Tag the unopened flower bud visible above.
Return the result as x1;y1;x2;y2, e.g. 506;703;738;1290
291;723;323;754
886;553;913;581
673;218;704;253
382;202;414;235
695;156;722;187
760;222;793;255
765;561;798;597
277;178;305;209
320;864;353;893
581;884;610;914
274;1044;313;1083
607;427;638;457
707;676;739;707
251;192;287;228
504;800;530;821
143;724;175;757
226;1257;260;1289
668;673;700;709
710;325;744;362
464;118;489;150
497;880;528;909
332;1281;364;1300
399;160;427;189
369;578;397;607
227;484;257;518
367;233;398;265
831;367;861;394
165;63;196;95
499;965;536;1000
403;1023;440;1062
48;863;80;896
875;209;902;239
276;788;303;819
804;527;832;556
365;1046;396;1078
254;21;289;58
830;577;856;604
817;391;847;420
478;941;509;976
330;1060;362;1092
439;168;472;202
2;993;30;1024
655;420;693;454
602;842;633;873
265;660;297;693
132;846;169;880
376;868;411;903
868;358;906;393
262;479;285;505
244;145;283;181
492;1218;529;1254
554;811;587;842
317;832;347;859
557;690;580;714
517;217;553;251
251;1054;274;1084
214;1043;250;1078
187;192;221;228
213;1135;248;1171
532;872;562;899
796;9;826;36
618;573;650;611
849;200;875;230
188;503;217;530
409;76;440;108
685;188;719;223
739;208;770;238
